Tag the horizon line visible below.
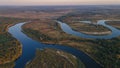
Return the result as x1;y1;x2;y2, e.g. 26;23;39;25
0;4;120;6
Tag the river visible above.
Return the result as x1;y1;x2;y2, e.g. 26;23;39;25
8;20;120;68
57;20;120;39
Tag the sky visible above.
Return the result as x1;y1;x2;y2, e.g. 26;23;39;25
0;0;120;5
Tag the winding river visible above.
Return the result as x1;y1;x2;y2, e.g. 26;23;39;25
8;20;120;68
57;20;120;39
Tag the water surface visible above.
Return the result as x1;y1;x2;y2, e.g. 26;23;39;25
8;23;102;68
57;20;120;39
8;20;120;68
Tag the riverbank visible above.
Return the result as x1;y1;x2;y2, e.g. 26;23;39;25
0;17;27;65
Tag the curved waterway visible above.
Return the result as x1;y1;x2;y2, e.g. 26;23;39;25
57;20;120;39
8;23;103;68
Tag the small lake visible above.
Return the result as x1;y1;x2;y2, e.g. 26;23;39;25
8;20;120;68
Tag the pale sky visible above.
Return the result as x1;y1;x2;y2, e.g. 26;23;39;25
0;0;120;5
